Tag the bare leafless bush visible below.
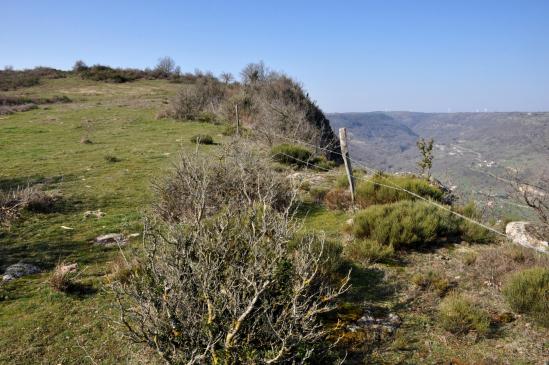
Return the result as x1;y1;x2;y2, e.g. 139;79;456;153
509;172;548;227
153;142;293;223
0;186;61;228
471;243;549;289
167;77;226;121
114;143;349;364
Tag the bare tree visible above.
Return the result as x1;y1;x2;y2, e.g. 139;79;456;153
155;56;176;76
113;143;349;364
510;172;548;227
72;60;88;72
219;72;234;85
240;61;269;85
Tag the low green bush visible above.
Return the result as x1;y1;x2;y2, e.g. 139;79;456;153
352;200;458;248
271;144;313;167
438;292;491;335
502;267;549;327
190;134;214;145
355;173;443;207
344;239;394;264
454;201;494;243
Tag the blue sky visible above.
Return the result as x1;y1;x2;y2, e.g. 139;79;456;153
2;0;549;112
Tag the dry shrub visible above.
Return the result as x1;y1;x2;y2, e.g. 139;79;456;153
471;243;549;288
412;270;451;296
167;77;225;121
153;142;293;223
106;254;141;284
438;292;491;336
24;188;60;213
323;188;352;211
114;143;349;364
190;134;214;145
0;187;60;227
50;262;79;292
309;187;328;204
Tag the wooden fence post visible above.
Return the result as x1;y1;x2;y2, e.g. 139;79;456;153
235;104;240;137
339;128;355;206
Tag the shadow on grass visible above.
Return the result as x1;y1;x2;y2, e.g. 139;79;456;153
0;174;77;190
62;282;98;298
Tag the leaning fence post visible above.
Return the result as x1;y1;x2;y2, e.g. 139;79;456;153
235;104;240;137
339;127;355;206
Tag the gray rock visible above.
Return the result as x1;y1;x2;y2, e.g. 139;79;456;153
95;233;127;247
2;263;41;282
506;221;548;253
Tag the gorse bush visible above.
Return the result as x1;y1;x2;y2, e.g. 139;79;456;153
454;201;494;243
190;134;214;144
271;143;313;166
438;292;491;335
344;239;394;264
114;143;349;364
354;173;444;207
352;200;458;248
77;65;146;83
0;67;66;91
502;267;549;327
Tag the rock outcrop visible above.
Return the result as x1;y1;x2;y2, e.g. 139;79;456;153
506;221;548;253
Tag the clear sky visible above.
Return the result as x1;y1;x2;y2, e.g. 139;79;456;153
2;0;549;112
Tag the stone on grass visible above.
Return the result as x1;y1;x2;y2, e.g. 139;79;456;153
95;233;127;247
84;210;106;219
2;263;41;282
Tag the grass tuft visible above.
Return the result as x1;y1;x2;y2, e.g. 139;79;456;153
438;292;491;336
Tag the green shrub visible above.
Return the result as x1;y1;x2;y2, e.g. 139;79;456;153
502;267;549;327
190;134;214;145
355;173;443;207
438;292;491;335
352;200;458;248
454;202;494;243
78;65;145;83
344;239;394;264
271;144;313;167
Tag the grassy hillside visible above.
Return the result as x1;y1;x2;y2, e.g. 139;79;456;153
1;77;548;364
0;77;225;363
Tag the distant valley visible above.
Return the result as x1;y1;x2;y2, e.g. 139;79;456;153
328;111;549;216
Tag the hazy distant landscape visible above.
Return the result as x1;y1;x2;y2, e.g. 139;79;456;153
329;111;549;215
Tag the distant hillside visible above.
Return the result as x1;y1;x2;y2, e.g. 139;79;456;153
328;111;549;214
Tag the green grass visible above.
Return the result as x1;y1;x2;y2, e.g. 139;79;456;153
0;76;223;364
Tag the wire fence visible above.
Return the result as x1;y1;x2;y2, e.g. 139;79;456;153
268;132;513;240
